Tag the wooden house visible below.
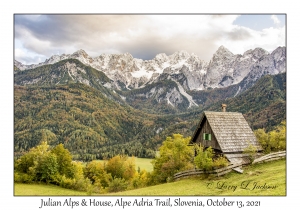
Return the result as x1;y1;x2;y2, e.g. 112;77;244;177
190;104;263;164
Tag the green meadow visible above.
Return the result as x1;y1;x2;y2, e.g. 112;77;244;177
15;159;285;196
14;183;89;196
109;159;286;196
95;157;153;172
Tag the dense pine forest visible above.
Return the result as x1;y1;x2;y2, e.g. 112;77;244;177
15;83;163;160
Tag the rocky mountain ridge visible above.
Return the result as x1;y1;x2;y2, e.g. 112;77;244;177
14;46;286;113
13;46;287;158
15;46;286;92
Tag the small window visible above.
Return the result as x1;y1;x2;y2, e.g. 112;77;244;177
203;133;211;141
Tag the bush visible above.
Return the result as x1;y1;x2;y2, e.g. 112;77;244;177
105;155;136;181
69;161;85;180
50;173;63;186
194;146;214;171
35;153;59;182
151;134;194;183
129;170;150;189
213;156;228;168
194;146;228;170
14;172;22;183
107;178;128;193
84;160;111;187
91;179;105;194
15;141;50;174
73;177;93;192
243;142;258;163
14;141;77;184
255;121;286;153
51;143;73;178
59;175;76;189
14;172;34;183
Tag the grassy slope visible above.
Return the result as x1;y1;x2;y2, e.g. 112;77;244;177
14;159;285;196
109;159;286;196
14;183;89;196
134;158;153;172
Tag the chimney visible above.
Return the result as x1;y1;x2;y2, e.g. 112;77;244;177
221;104;227;112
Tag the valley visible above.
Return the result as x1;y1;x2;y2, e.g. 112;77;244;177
14;46;286;160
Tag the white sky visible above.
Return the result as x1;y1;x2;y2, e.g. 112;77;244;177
14;14;285;64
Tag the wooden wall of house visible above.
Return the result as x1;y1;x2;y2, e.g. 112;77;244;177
195;117;222;151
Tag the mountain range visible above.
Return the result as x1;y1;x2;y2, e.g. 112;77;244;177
15;46;285;89
14;46;286;113
14;46;286;160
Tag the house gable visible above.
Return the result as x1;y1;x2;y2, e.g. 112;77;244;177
191;111;262;154
193;115;222;152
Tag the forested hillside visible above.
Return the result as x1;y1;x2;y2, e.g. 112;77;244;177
14;61;286;160
14;83;174;160
205;72;286;131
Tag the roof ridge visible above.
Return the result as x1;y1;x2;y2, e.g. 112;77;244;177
204;111;241;114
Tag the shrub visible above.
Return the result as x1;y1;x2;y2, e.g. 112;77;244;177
194;146;214;171
69;161;84;180
73;177;93;192
35;153;58;182
194;146;228;170
243;142;258;163
105;155;136;181
14;141;91;193
91;179;105;194
107;178;128;192
151;134;194;183
255;121;286;153
51;143;73;178
14;172;34;183
59;175;76;189
123;157;136;181
84;160;111;187
15;141;49;174
129;170;150;189
213;156;228;168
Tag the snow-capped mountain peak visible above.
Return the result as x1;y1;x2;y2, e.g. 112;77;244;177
154;53;169;63
213;45;234;60
15;46;286;91
72;49;88;56
169;50;190;62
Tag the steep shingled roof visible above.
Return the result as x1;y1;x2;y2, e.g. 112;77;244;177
191;111;262;153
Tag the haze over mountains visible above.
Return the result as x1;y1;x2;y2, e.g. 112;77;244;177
14;46;286;159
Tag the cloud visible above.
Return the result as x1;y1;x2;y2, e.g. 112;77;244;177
271;15;280;25
227;27;253;41
14;14;285;64
15;48;47;65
